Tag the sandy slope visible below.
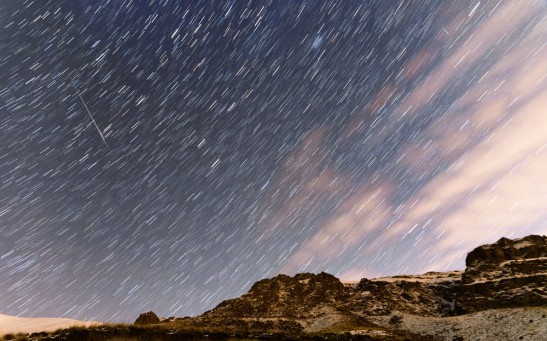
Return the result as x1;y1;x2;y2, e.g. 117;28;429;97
369;307;547;341
0;314;99;335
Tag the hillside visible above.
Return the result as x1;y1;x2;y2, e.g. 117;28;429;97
146;234;547;340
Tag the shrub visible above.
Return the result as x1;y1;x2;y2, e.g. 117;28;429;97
388;314;403;326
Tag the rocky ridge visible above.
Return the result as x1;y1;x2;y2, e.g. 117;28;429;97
135;235;547;340
204;272;349;318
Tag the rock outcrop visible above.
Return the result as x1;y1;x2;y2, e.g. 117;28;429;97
456;235;547;313
203;272;350;319
134;311;161;325
351;271;461;317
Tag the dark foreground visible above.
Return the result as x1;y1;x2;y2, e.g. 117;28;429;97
0;324;435;341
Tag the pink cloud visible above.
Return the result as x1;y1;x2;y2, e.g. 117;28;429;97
265;0;547;278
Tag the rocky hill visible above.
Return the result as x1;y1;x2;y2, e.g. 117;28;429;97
133;235;547;340
203;272;350;319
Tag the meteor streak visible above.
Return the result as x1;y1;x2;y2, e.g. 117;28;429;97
70;80;108;146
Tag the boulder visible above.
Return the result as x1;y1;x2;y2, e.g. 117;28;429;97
134;311;161;325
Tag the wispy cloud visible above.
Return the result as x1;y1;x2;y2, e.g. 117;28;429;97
268;0;547;279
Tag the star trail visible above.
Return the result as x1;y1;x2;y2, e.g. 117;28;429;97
1;0;546;322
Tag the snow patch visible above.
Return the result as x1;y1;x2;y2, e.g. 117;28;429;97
513;240;534;249
0;314;100;335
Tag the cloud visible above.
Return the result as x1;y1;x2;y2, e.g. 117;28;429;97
255;127;351;244
272;0;547;278
281;175;394;274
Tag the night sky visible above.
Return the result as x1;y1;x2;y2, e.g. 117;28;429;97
1;0;546;322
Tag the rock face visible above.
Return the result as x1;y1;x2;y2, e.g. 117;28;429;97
456;235;547;313
352;272;461;317
204;272;350;319
134;311;161;325
196;272;381;335
202;270;464;322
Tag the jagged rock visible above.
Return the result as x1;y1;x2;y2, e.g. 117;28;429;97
134;311;161;325
456;235;547;313
352;273;460;316
203;272;350;319
463;235;547;282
